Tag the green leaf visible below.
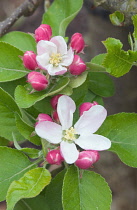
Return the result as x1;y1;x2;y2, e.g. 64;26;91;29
15;114;41;145
86;54;106;72
15;77;70;108
132;15;137;51
103;38;137;77
62;165;112;210
44;170;66;210
0;147;36;202
97;113;137;168
0;32;36;52
0;88;24;141
0;137;9;146
69;72;88;88
6;168;51;210
58;85;73;95
0;42;29;82
88;72;115;97
109;11;124;26
20;148;40;159
14;195;50;210
42;0;83;36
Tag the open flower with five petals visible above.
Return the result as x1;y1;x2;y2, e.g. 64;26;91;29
35;95;111;164
36;36;74;76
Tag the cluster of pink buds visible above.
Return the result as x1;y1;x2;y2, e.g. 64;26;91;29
69;33;86;75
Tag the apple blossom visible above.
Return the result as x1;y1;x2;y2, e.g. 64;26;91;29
75;150;100;169
35;24;52;42
36;36;74;76
35;95;111;164
79;101;98;116
35;113;53;126
46;149;64;165
23;51;38;70
70;33;85;53
50;94;63;109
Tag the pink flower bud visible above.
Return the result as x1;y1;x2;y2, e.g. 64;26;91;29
69;55;86;75
35;113;53;126
23;51;38;70
35;24;52;42
79;101;98;116
27;71;48;91
52;110;60;123
75;150;100;169
50;94;63;109
70;33;85;53
46;149;64;165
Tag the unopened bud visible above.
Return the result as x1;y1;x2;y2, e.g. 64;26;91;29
79;101;98;116
46;149;64;165
35;24;52;42
35;113;53;126
69;55;86;75
50;94;63;109
27;71;48;91
75;150;100;169
52;110;60;123
70;33;85;53
23;51;38;70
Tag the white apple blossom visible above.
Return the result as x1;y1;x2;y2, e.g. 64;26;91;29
35;95;111;164
36;36;74;76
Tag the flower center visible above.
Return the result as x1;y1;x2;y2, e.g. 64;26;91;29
49;53;62;67
62;127;79;143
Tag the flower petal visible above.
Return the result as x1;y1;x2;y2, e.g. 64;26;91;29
75;134;111;151
46;64;67;76
50;36;67;55
60;141;79;164
57;95;76;130
36;53;50;70
75;105;107;135
35;121;62;144
61;47;74;66
37;40;57;56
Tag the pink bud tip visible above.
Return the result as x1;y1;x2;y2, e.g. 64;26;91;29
52;110;60;123
46;149;64;165
75;150;100;169
23;51;38;70
35;24;52;42
27;71;48;91
70;33;85;53
79;101;98;116
69;55;86;75
35;113;53;126
50;94;63;109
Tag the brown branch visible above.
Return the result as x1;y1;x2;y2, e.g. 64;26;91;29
0;0;44;37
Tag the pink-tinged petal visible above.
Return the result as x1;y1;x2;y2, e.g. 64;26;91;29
36;53;50;70
74;105;107;135
60;141;79;164
37;40;57;56
35;121;62;144
57;95;76;130
75;134;111;151
61;47;74;66
45;64;67;76
50;36;67;55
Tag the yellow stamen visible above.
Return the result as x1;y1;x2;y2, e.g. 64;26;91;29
64;127;77;141
49;53;62;67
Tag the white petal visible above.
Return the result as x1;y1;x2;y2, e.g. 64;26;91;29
75;134;111;151
35;121;62;144
50;36;67;55
57;95;76;130
61;47;74;66
37;40;57;56
60;141;79;164
75;105;107;135
36;53;50;70
46;64;67;76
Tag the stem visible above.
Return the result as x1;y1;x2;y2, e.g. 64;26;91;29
0;0;44;37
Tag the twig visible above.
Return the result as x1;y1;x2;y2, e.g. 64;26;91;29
0;0;44;37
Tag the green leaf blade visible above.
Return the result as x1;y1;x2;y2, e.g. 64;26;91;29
6;168;51;210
